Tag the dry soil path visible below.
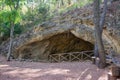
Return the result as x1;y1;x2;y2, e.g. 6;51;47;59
0;55;108;80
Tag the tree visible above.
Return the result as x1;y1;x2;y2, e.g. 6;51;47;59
93;0;108;68
3;0;22;61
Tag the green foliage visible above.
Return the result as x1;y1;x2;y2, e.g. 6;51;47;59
0;22;22;37
0;10;21;24
14;23;22;35
0;22;10;37
0;0;93;42
21;1;51;29
38;3;49;12
0;0;23;42
38;6;48;15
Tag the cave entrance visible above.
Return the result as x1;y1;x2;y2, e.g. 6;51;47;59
46;32;94;62
18;32;94;62
48;32;94;54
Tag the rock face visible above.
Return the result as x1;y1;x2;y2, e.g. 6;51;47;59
0;1;120;60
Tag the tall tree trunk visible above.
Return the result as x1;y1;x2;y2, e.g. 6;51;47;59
7;23;14;61
7;0;19;61
94;42;99;57
100;0;108;32
93;0;107;68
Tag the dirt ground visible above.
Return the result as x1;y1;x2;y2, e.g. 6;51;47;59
0;55;108;80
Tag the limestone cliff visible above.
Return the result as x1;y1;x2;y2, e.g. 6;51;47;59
0;1;120;60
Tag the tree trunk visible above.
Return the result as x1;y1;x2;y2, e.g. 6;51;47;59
94;42;99;57
7;0;19;61
100;0;108;32
7;24;14;61
95;24;106;68
93;0;107;68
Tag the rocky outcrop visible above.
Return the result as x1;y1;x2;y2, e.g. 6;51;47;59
0;1;120;60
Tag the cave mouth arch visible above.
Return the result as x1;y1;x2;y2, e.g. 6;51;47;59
16;32;94;61
47;32;94;54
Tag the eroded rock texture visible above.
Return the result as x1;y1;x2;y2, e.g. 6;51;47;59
0;1;120;60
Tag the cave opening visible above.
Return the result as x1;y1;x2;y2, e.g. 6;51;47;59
47;32;94;54
17;32;94;61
